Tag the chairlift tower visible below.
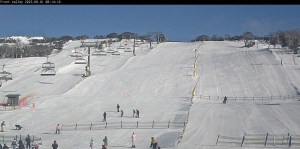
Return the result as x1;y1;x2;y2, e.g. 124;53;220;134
81;41;98;77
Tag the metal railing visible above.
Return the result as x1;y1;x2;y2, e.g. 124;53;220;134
61;121;186;131
195;95;300;101
0;134;42;145
216;133;300;147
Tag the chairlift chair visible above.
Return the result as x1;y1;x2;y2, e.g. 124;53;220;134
42;62;55;69
118;46;125;49
75;58;87;64
124;48;132;52
106;49;115;53
112;51;121;55
0;71;12;81
70;52;83;58
41;68;56;76
92;50;107;56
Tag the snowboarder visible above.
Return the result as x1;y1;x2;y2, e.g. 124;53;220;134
89;138;94;149
136;109;139;118
223;96;227;104
103;112;107;122
117;104;120;112
150;137;157;149
25;135;31;149
51;140;58;149
131;132;136;148
18;140;25;149
55;124;61;134
0;121;5;132
133;109;136;117
11;138;17;149
103;136;108;149
3;144;8;149
121;110;123;117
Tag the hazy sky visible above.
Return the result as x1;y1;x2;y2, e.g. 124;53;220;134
0;5;299;41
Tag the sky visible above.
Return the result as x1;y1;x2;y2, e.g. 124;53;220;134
0;5;300;41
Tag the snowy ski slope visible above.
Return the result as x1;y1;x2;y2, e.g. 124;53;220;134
0;40;299;149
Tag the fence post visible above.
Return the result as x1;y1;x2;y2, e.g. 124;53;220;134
241;133;246;147
16;135;18;141
288;136;292;147
184;121;186;127
90;123;93;130
105;122;107;129
168;121;170;128
216;134;220;145
152;121;154;128
61;124;63;131
264;132;268;146
121;121;122;128
136;121;138;128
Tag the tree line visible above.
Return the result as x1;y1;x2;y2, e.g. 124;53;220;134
0;32;167;59
192;28;300;53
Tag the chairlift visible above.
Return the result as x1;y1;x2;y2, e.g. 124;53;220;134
75;58;87;64
92;50;107;56
41;56;56;76
41;68;56;76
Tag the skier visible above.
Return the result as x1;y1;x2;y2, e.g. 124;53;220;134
131;132;136;148
0;121;5;132
103;136;108;149
2;144;8;149
0;143;2;149
55;124;61;134
117;104;120;112
150;137;157;149
133;109;135;117
25;135;31;149
121;110;123;117
223;96;227;104
11;138;17;149
103;112;107;122
34;143;39;149
136;109;139;118
89;138;94;149
18;140;25;149
51;140;58;149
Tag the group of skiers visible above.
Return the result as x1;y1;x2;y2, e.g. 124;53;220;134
88;133;160;149
90;136;108;149
0;134;38;149
102;104;140;121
